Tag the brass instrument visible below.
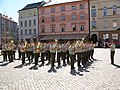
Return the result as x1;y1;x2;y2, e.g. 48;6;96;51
7;40;14;51
35;42;41;53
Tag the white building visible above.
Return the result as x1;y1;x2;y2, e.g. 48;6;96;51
18;1;46;42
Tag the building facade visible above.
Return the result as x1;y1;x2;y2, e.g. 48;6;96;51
90;0;120;44
18;1;46;42
39;0;89;40
0;13;17;45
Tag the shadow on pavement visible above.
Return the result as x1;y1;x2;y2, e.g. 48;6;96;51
0;61;5;63
29;65;38;70
14;64;23;68
0;62;9;66
70;69;83;76
48;67;57;73
112;64;120;68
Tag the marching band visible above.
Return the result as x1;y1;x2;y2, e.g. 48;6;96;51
1;39;96;71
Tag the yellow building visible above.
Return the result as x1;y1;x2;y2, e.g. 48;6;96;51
90;0;120;46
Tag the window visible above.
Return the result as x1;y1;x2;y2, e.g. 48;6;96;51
42;28;45;33
21;30;23;35
51;8;55;13
92;5;95;8
80;14;84;19
61;16;65;21
51;27;55;32
25;21;27;26
29;29;31;35
21;21;23;27
41;18;44;23
41;9;44;14
72;6;76;10
113;20;117;28
29;20;31;26
112;34;118;40
103;6;107;16
80;4;84;9
91;9;96;17
103;34;109;39
34;29;36;34
72;14;76;20
61;6;65;12
34;12;36;16
92;21;97;28
80;25;84;31
72;25;76;31
61;26;65;32
113;5;117;15
25;30;27;35
103;20;108;28
33;20;36;25
51;16;55;22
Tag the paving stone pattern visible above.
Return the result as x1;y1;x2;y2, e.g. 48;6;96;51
0;48;120;90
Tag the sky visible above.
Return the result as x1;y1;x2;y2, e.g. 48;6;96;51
0;0;77;24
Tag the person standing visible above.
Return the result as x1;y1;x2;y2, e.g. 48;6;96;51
69;41;76;71
2;41;7;61
107;41;116;64
20;42;26;65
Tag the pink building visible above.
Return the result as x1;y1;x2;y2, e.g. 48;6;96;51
39;0;89;40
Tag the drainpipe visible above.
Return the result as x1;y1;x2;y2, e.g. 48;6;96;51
88;0;91;41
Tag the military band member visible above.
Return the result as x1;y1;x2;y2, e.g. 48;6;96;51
66;41;70;64
46;42;51;65
20;42;26;64
49;40;57;68
17;42;21;59
2;41;7;61
90;41;96;60
41;42;47;65
12;43;16;60
33;41;41;66
7;40;14;62
76;40;83;67
61;42;67;65
69;41;76;70
56;42;62;66
27;41;34;63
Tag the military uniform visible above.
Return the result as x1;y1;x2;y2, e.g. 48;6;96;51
2;43;7;61
41;43;47;65
7;41;14;62
69;44;76;70
20;43;26;64
50;42;56;68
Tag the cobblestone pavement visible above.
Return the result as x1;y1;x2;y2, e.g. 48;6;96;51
0;48;120;90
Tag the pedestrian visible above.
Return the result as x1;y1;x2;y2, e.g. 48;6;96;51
107;40;116;64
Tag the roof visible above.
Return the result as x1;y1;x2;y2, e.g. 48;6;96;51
44;0;82;7
19;1;46;11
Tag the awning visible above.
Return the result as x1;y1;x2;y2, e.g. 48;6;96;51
61;34;88;40
40;34;88;40
40;35;64;40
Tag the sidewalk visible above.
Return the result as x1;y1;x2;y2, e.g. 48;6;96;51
0;48;120;90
